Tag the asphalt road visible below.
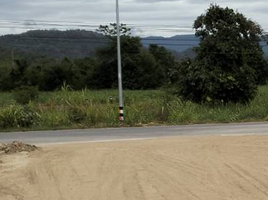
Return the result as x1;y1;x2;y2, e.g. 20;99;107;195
1;122;268;145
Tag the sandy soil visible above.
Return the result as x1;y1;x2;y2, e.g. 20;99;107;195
1;135;268;200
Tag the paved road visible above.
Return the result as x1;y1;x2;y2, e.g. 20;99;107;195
1;122;268;144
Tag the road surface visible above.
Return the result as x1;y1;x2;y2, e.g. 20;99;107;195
1;122;268;144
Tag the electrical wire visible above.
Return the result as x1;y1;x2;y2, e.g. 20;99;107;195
2;42;267;56
0;19;267;32
0;39;266;49
0;20;266;54
1;34;267;44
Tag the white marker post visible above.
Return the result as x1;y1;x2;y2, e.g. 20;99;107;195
116;0;124;122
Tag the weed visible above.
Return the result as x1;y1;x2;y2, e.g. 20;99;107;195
1;86;268;131
0;105;40;128
68;106;87;123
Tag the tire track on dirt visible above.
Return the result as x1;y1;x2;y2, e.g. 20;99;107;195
225;163;268;198
1;135;268;200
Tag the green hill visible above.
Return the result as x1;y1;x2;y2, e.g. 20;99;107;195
0;30;108;59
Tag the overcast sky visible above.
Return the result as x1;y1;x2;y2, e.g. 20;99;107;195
0;0;267;37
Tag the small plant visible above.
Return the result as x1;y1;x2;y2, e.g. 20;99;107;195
156;92;178;122
61;82;73;93
0;105;40;128
67;106;87;123
13;86;39;105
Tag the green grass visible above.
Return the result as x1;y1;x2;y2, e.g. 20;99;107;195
1;86;268;131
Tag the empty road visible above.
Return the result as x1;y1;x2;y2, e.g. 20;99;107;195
1;122;268;144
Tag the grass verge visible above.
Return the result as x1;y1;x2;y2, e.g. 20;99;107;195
1;86;268;131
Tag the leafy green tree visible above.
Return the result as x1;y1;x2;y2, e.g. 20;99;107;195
0;65;12;91
39;57;77;90
25;57;96;91
93;34;164;89
94;24;170;89
93;36;141;89
9;59;29;89
73;57;96;89
149;44;176;85
135;50;164;89
24;57;56;89
173;4;268;104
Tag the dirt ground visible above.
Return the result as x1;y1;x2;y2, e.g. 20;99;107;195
1;135;268;200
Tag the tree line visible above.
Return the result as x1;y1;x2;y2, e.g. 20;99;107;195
0;34;175;91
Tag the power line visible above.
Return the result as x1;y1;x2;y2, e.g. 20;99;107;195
0;36;266;48
0;19;267;33
2;43;267;55
1;34;267;44
1;19;267;30
2;34;200;42
0;19;195;28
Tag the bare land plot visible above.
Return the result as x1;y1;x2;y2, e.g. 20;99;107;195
1;135;268;200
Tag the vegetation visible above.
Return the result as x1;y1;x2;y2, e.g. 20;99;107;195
171;4;268;104
0;86;268;131
0;105;40;128
0;12;267;94
0;30;107;59
13;86;39;105
1;5;268;131
0;24;175;91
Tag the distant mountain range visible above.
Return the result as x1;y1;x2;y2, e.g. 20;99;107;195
0;30;267;60
0;30;107;59
141;35;199;59
142;35;199;52
142;35;268;59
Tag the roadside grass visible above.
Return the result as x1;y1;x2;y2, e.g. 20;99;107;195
1;86;268;131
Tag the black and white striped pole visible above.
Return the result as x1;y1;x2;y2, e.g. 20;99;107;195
116;0;124;122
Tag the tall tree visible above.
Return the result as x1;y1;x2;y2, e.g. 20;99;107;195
173;4;268;104
93;24;163;89
149;44;176;85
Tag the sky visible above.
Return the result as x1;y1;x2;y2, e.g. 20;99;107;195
0;0;267;37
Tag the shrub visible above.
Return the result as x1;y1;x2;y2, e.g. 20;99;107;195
13;86;39;105
67;106;87;123
0;105;40;128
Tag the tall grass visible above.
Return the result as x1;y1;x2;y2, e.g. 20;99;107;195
1;86;268;131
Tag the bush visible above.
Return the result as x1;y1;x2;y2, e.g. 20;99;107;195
13;86;39;105
67;106;87;123
172;59;257;104
0;105;40;128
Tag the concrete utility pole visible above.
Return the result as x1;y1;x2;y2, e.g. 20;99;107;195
116;0;124;122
